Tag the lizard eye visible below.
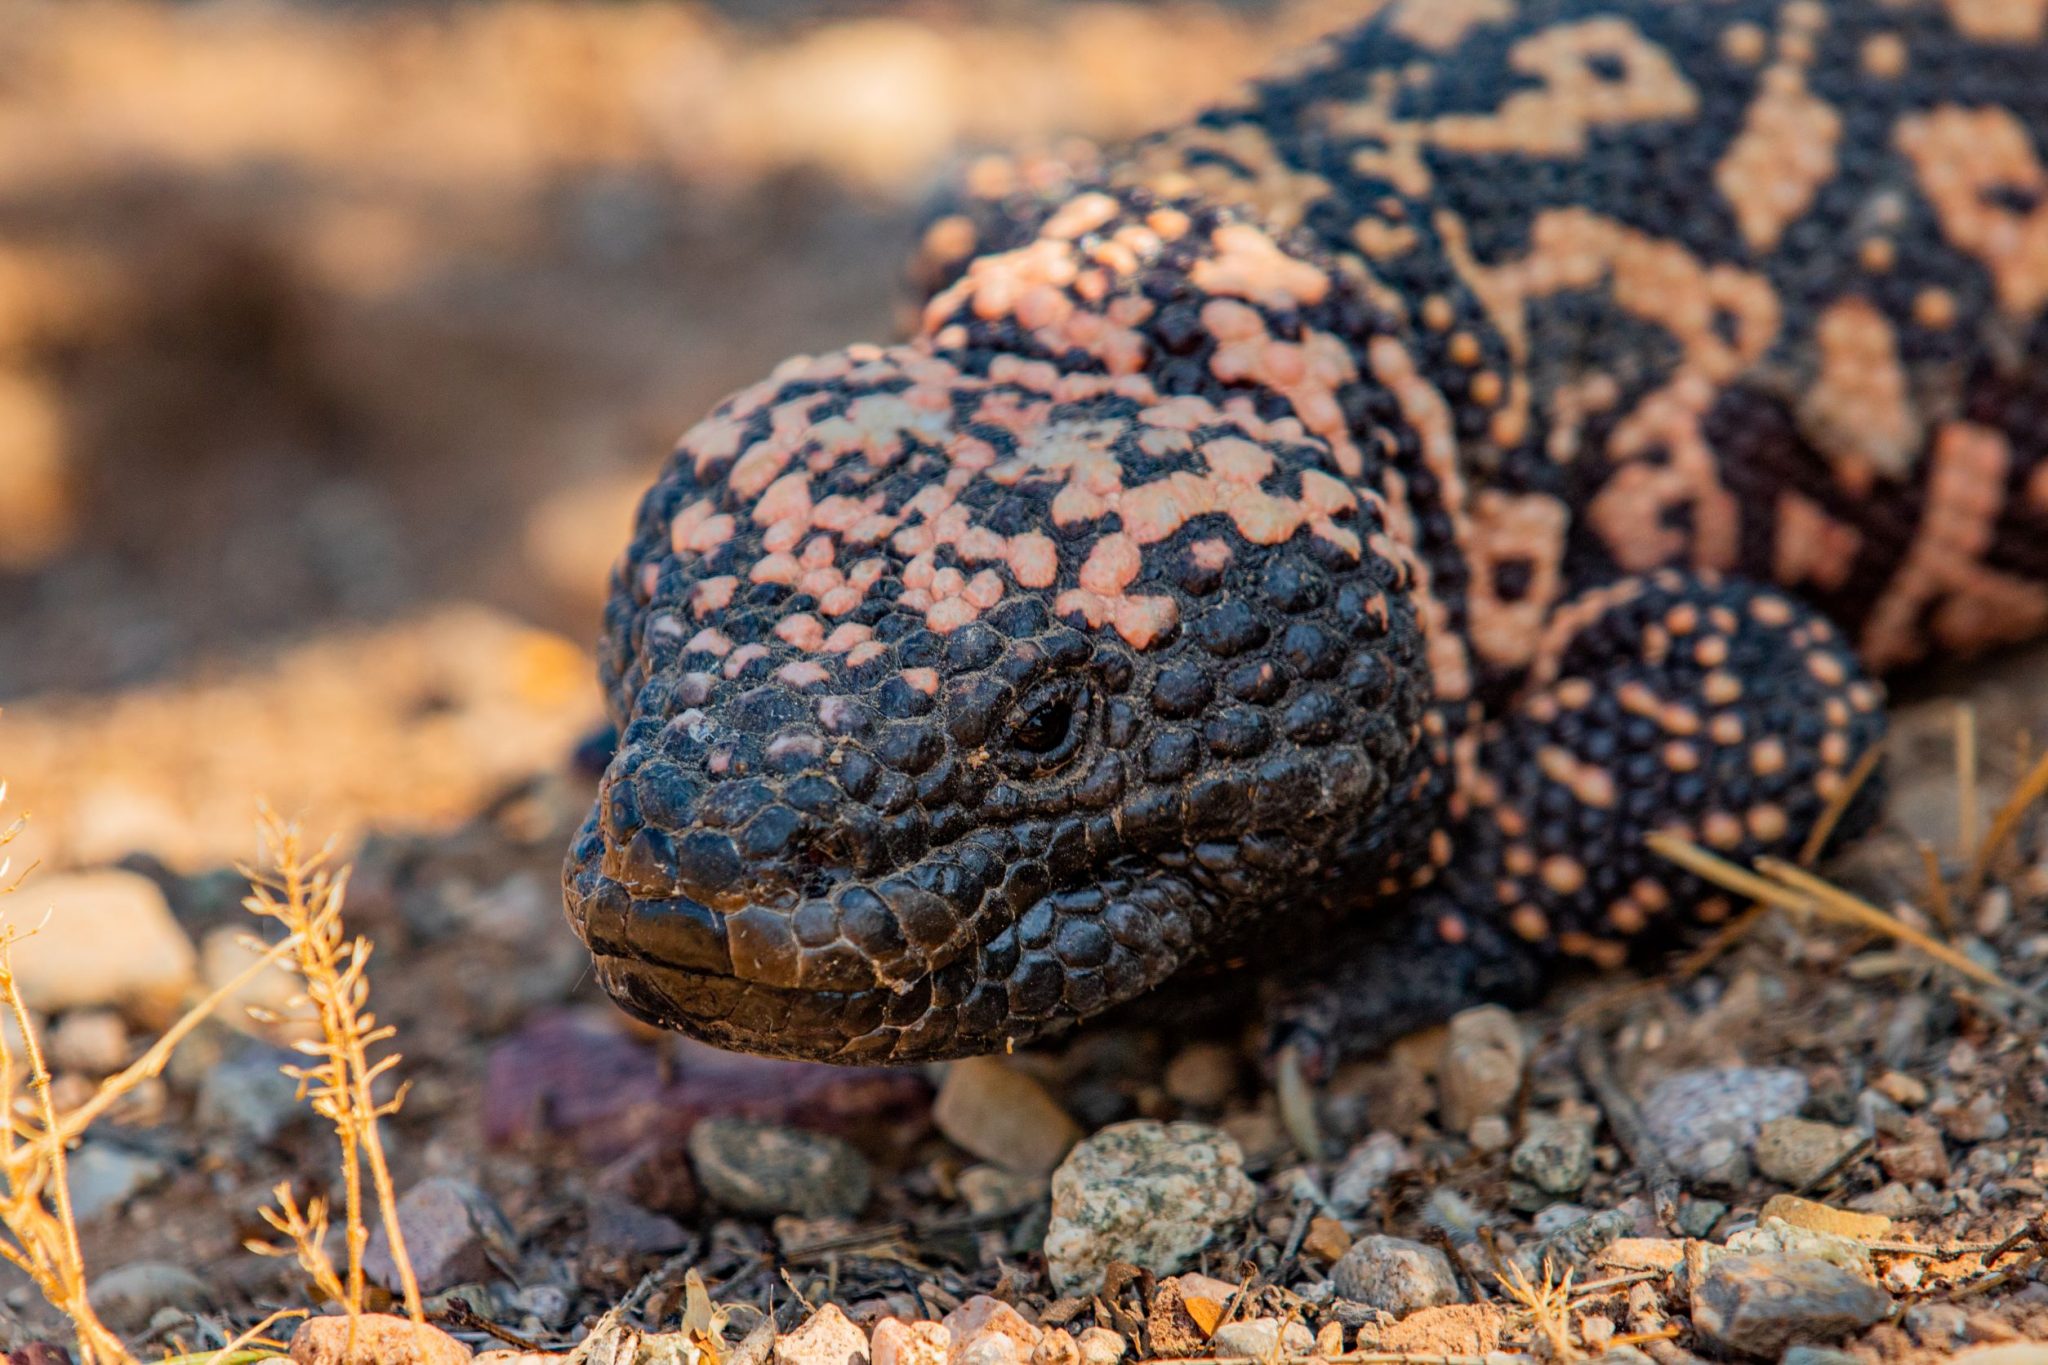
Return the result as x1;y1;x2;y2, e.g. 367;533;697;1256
1000;680;1090;774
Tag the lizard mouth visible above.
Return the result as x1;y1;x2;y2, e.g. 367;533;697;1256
562;796;1204;1063
562;800;1043;1063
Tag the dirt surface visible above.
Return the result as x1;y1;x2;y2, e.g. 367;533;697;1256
0;3;2045;1363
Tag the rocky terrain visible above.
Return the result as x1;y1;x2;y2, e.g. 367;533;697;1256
0;2;2044;1362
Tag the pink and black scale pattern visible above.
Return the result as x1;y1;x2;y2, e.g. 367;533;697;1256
569;0;2048;1063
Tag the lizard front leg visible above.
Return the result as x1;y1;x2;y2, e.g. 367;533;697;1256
1271;569;1886;1069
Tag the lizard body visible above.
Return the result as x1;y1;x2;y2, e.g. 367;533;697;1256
566;0;2048;1063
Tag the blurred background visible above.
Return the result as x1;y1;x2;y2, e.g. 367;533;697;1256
0;0;1369;872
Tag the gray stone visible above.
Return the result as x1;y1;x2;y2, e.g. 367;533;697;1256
47;1010;128;1077
1043;1120;1256;1295
86;1260;213;1333
1780;1348;1862;1365
1641;1067;1808;1183
1725;1218;1874;1275
194;1042;305;1143
1949;1347;2048;1365
934;1058;1081;1177
364;1176;517;1295
1511;1116;1593;1195
1163;1044;1239;1110
1755;1117;1865;1188
67;1141;166;1222
1691;1254;1890;1357
10;870;198;1024
1329;1132;1414;1214
1330;1235;1462;1315
688;1118;872;1218
1438;1006;1525;1132
1209;1319;1314;1359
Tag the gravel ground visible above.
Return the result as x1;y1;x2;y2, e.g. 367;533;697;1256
0;3;2044;1362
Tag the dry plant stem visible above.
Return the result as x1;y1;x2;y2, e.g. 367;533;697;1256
1657;739;1884;988
1575;1028;1682;1232
1957;703;1980;862
1964;743;2048;903
0;938;131;1365
1645;837;2028;1002
247;812;424;1322
1758;857;2029;1000
1917;842;1957;938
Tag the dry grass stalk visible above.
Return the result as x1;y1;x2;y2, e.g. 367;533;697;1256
0;783;306;1364
1495;1259;1580;1361
242;808;423;1322
1647;836;2030;1005
251;1180;348;1308
1956;703;1980;861
1963;742;2048;904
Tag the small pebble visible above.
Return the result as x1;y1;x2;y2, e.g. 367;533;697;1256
1759;1194;1892;1241
194;1041;305;1143
86;1260;213;1334
1510;1116;1593;1195
1376;1304;1505;1357
955;1164;1047;1218
870;1318;949;1365
1755;1117;1865;1188
1043;1121;1256;1294
289;1313;473;1364
66;1141;165;1222
1640;1067;1807;1183
689;1118;872;1217
1328;1132;1414;1214
1031;1327;1079;1365
201;925;318;1041
1871;1071;1928;1107
1074;1328;1125;1365
1163;1043;1239;1109
776;1304;869;1365
1848;1181;1927;1218
1676;1198;1728;1238
1780;1349;1863;1365
944;1295;1042;1359
1594;1238;1687;1273
47;1009;128;1076
11;871;198;1025
934;1058;1081;1177
1876;1119;1950;1185
1724;1218;1873;1275
1209;1319;1313;1358
1950;1347;2048;1365
1438;1006;1525;1132
1467;1114;1512;1152
1931;1091;2010;1143
1691;1254;1890;1357
364;1177;517;1296
1330;1235;1461;1315
1303;1215;1353;1264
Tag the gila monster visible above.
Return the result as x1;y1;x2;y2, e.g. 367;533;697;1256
565;0;2048;1066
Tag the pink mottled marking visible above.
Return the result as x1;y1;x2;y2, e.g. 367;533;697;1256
776;660;832;687
686;628;735;657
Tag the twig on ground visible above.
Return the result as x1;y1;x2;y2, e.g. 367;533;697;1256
1792;1134;1874;1198
1574;1029;1682;1233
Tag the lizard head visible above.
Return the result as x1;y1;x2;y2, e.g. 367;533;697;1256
565;201;1440;1062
